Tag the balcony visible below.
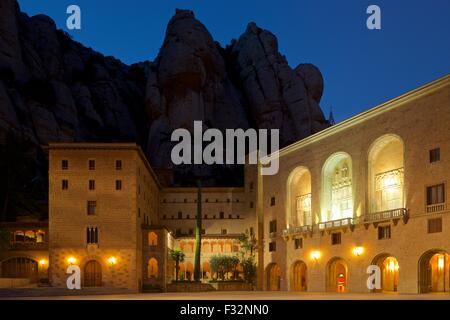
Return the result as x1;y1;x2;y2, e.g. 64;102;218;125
427;203;445;213
282;225;312;238
8;242;48;251
364;208;408;224
318;217;354;232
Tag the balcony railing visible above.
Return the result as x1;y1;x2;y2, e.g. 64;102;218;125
282;225;312;236
364;208;407;223
8;242;48;250
427;203;445;213
318;217;354;231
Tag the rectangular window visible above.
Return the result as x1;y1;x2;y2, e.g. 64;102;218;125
427;184;445;205
116;160;122;170
250;202;254;209
163;214;167;220
270;196;276;206
89;159;95;170
378;225;391;240
428;218;442;233
269;241;276;252
269;220;277;233
221;229;227;235
294;238;303;250
87;201;97;215
62;179;68;190
430;148;440;163
220;212;224;219
61;160;68;170
228;214;232;219
89;180;95;190
115;180;122;190
331;232;341;245
178;211;182;219
86;227;98;244
186;214;190;219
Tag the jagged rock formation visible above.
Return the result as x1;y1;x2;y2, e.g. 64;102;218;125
0;3;329;218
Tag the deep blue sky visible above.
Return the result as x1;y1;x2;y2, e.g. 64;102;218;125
18;0;450;123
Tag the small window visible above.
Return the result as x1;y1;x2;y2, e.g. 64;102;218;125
331;232;341;245
163;214;166;220
294;238;303;250
184;198;187;203
378;225;391;240
61;160;68;170
250;227;254;236
428;218;442;233
227;199;231;203
427;184;445;205
205;198;209;203
86;227;98;244
228;214;232;219
237;215;240;219
116;160;122;170
430;148;440;163
163;199;167;203
189;229;194;235
249;182;254;190
178;212;182;219
87;201;97;215
89;160;95;170
62;179;69;190
89;180;95;190
220;212;224;219
138;208;141;218
213;215;216;219
204;214;208;219
270;197;276;206
250;202;254;209
186;214;190;219
269;220;277;233
221;229;227;235
269;241;276;252
115;180;122;190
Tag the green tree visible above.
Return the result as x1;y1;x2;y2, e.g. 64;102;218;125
193;182;202;281
170;248;185;282
238;230;257;284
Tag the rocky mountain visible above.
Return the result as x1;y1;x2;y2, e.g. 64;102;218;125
0;2;329;218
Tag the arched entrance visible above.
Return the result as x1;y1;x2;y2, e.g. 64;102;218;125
84;260;102;287
148;258;158;279
327;258;348;292
419;249;450;293
291;261;307;291
372;254;399;292
1;257;38;279
266;263;281;291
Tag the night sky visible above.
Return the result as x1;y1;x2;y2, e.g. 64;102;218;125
19;0;450;123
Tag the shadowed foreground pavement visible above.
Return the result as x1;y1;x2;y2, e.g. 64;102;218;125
1;289;450;300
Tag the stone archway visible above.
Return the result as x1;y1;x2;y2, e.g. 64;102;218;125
1;257;38;279
326;257;348;292
418;249;450;293
291;260;307;291
372;254;399;292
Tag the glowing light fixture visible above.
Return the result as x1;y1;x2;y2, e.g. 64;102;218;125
67;256;76;265
382;173;397;188
39;259;47;266
438;255;445;270
108;256;117;266
352;246;364;256
310;250;321;261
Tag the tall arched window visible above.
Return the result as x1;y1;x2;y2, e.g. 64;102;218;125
322;152;353;222
368;134;404;212
148;258;158;278
286;167;312;227
148;232;158;246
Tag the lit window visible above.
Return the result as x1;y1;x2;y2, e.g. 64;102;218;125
148;232;158;246
375;168;404;211
296;193;312;226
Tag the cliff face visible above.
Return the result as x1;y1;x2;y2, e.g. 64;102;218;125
0;3;328;217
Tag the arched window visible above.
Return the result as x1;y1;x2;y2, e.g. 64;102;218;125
286;167;312;228
368;134;405;213
322;153;353;222
148;258;158;278
148;232;158;246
